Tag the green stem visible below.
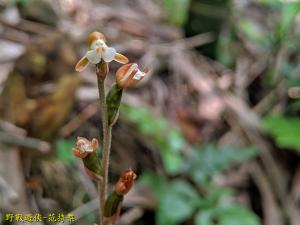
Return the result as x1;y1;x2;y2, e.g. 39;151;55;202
97;76;112;225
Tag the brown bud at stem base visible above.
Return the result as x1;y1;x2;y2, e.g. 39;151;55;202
115;168;137;195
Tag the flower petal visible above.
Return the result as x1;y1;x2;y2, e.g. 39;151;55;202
102;47;117;62
91;39;106;50
75;56;89;72
86;50;102;64
114;53;129;64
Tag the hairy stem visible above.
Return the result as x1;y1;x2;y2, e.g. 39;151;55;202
97;76;110;225
97;77;106;224
97;76;112;225
101;125;112;225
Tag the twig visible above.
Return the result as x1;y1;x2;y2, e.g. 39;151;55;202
0;18;55;36
56;198;99;225
285;166;300;225
117;207;144;225
0;145;44;225
0;131;50;153
116;32;215;55
0;175;19;207
223;94;287;200
253;80;286;115
60;103;98;137
250;162;283;225
153;32;215;54
0;120;27;136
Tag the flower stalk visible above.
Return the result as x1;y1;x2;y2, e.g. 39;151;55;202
73;31;149;225
96;70;113;224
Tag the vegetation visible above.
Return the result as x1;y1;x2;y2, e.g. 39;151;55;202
0;0;299;225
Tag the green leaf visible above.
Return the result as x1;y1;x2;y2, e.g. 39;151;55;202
167;130;185;152
217;206;261;225
122;104;185;175
106;84;123;125
157;180;200;225
139;173;168;198
141;174;200;225
195;210;214;225
195;206;261;225
185;144;258;184
263;115;300;152
204;186;233;208
161;150;183;175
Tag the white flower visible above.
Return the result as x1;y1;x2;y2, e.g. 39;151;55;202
86;39;117;64
75;32;128;72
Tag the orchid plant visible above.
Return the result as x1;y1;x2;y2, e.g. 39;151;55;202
73;32;149;225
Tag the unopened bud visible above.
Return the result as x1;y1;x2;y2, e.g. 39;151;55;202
115;168;137;195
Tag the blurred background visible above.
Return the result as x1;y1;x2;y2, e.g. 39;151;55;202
0;0;300;225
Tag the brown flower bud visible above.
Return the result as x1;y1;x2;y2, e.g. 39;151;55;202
72;137;98;159
115;168;137;195
87;31;106;48
116;63;149;88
